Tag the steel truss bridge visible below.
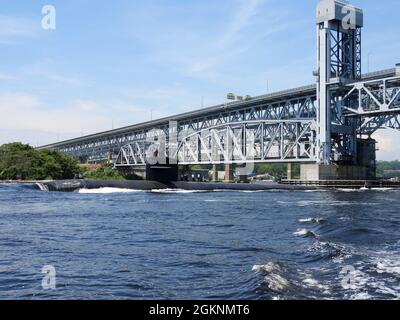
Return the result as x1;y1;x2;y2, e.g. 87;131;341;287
37;0;400;170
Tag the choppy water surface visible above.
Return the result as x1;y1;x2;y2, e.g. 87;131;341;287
0;184;399;300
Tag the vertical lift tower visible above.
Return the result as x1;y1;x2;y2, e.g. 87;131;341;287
301;0;376;180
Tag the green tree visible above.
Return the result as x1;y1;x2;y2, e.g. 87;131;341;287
376;160;400;178
81;166;125;180
254;163;300;179
254;163;287;179
38;149;80;179
0;142;80;180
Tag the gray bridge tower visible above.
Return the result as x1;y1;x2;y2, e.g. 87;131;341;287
316;0;363;164
301;0;375;180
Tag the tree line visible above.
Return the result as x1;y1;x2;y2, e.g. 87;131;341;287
0;143;80;180
376;160;400;178
0;142;126;181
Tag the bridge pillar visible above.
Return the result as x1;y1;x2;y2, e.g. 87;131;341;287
224;164;234;182
316;0;363;164
212;165;218;182
145;161;178;182
357;139;376;180
300;164;374;181
301;138;376;181
287;163;293;180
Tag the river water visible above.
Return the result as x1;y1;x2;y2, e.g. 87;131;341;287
0;184;399;300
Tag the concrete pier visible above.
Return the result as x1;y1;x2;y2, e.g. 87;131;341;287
300;164;373;181
287;163;293;180
224;164;234;182
212;164;218;182
146;163;178;183
300;139;377;181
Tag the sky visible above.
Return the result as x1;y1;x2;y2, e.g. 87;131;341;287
0;0;399;160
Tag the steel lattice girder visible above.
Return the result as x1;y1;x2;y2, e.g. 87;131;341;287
343;75;400;116
61;94;318;163
359;114;400;135
115;120;317;166
175;120;317;165
39;69;400;165
340;75;400;135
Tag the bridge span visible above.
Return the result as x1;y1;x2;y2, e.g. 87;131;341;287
37;0;400;181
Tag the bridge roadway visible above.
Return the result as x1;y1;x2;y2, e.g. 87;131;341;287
37;68;397;164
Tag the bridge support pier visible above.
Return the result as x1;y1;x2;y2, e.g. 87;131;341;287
287;163;293;180
301;139;376;181
212;165;218;182
224;164;234;182
145;162;178;183
300;164;374;181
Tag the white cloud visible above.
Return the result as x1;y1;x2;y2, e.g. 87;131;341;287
0;15;38;44
0;92;176;146
219;0;264;48
0;94;104;134
20;63;92;87
373;130;400;161
185;0;268;75
130;0;292;82
45;73;89;86
0;73;18;81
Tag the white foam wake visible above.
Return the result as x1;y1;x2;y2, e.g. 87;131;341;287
252;262;283;274
337;188;396;192
302;278;330;293
252;262;290;292
151;189;208;194
78;188;144;194
293;228;319;238
336;188;366;192
299;217;326;224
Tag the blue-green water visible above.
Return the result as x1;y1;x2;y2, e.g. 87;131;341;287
0;184;399;300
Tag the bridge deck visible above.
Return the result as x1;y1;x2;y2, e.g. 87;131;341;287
37;68;396;151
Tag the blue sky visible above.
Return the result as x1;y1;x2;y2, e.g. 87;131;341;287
0;0;399;159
